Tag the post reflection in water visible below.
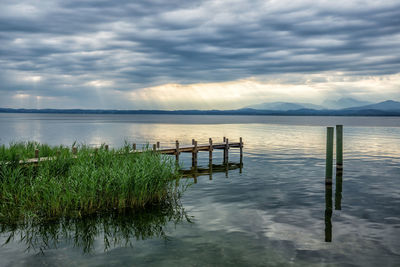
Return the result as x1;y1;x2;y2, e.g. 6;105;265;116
209;162;213;180
182;162;243;182
325;183;333;242
0;197;191;254
181;146;243;182
335;170;343;210
325;170;344;242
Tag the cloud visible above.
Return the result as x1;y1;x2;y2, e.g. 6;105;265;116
0;0;399;108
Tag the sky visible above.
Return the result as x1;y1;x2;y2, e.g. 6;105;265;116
1;0;400;110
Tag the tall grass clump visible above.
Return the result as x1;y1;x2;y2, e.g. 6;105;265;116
0;142;183;224
0;141;70;162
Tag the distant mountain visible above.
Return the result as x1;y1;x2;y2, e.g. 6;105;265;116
245;102;324;111
322;97;372;109
345;100;400;111
1;101;400;116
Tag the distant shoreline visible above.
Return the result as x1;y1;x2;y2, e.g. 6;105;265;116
1;108;400;116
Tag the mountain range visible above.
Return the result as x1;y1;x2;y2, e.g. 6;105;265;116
245;102;324;110
344;100;400;111
245;98;400;112
1;99;400;116
322;97;372;109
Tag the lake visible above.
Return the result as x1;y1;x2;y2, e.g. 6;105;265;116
0;113;399;266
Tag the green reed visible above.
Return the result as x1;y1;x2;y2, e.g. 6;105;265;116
0;141;70;162
0;142;182;224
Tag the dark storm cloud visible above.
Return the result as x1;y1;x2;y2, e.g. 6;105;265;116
0;0;400;107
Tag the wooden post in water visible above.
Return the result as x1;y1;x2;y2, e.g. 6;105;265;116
224;138;229;163
239;137;243;163
222;137;225;163
209;138;213;180
325;127;334;184
209;138;213;163
72;147;77;155
132;143;136;151
192;140;198;167
157;141;160;149
105;144;109;151
192;139;195;145
153;144;157;151
175;140;180;161
336;125;343;171
35;149;39;159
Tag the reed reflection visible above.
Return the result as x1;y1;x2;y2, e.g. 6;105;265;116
0;197;191;254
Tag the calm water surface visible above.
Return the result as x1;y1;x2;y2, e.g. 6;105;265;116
0;114;399;266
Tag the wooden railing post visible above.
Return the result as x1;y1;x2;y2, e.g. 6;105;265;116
157;141;160;149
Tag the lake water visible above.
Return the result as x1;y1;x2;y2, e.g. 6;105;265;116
0;114;399;266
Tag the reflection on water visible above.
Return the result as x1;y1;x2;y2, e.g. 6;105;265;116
325;169;343;242
182;162;243;183
325;183;333;242
0;198;190;254
335;170;343;211
0;162;243;255
0;114;400;266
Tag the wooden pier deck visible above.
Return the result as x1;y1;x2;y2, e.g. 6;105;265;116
9;137;244;166
153;142;241;154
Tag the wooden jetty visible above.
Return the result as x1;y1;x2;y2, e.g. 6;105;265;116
151;137;243;166
10;137;244;166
